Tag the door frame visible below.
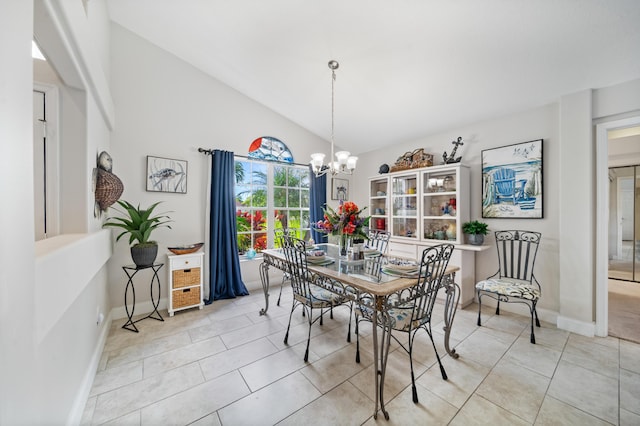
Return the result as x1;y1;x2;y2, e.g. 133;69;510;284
33;82;59;239
596;115;640;336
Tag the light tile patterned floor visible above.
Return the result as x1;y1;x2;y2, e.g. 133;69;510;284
82;285;640;425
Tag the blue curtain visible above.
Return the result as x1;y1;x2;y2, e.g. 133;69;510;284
309;165;327;243
206;150;249;302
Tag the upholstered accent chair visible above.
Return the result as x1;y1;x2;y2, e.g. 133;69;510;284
475;230;542;343
281;235;348;362
355;243;455;403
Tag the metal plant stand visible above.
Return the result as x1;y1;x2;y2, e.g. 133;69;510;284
122;263;164;332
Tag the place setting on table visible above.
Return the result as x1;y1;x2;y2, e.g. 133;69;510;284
305;249;335;266
381;258;422;278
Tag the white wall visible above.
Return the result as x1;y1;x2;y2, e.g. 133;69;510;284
354;78;640;335
108;23;331;307
353;104;561;314
0;2;38;424
0;0;116;423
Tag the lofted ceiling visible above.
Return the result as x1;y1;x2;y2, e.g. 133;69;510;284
105;0;640;155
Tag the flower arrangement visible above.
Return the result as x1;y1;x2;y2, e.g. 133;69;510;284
316;201;370;243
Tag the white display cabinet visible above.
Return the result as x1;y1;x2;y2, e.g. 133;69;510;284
369;163;487;307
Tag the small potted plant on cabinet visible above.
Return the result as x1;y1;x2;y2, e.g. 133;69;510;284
103;200;172;268
462;220;489;246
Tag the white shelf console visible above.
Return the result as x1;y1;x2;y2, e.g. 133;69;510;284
167;252;205;316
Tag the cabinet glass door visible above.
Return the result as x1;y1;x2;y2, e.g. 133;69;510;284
391;173;418;239
369;178;388;232
422;170;458;242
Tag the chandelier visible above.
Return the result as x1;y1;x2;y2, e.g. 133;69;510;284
310;60;358;177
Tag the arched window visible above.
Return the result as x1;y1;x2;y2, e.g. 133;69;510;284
247;136;293;163
235;137;310;255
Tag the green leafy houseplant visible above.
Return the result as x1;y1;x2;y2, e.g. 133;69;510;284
462;220;488;245
103;200;172;267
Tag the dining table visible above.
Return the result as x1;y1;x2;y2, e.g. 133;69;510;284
258;243;461;420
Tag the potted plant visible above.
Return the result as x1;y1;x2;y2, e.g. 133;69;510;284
462;220;489;245
103;200;172;267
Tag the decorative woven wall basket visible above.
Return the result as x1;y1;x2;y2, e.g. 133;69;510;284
95;168;124;211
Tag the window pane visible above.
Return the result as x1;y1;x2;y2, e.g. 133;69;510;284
254;232;267;252
252;162;267;184
275;210;288;230
252;186;267;207
274;166;287;186
235;161;250;185
273;188;286;208
289;210;301;229
300;189;310;208
288;189;300;207
289;168;302;187
236;209;252;254
301;210;310;228
300;169;310;188
252;209;267;231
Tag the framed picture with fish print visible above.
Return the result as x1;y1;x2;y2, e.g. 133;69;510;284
146;155;188;193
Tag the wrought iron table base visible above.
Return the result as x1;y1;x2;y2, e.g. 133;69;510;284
258;251;461;419
122;263;165;332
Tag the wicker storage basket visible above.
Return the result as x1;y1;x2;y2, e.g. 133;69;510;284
172;267;201;288
95;168;124;211
172;287;201;309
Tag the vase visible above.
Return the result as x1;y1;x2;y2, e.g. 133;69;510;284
338;233;351;257
131;243;158;268
467;234;484;246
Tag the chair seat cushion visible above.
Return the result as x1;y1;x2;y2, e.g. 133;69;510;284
294;284;344;307
475;278;540;301
356;303;427;332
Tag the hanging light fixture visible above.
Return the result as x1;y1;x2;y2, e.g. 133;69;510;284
310;60;358;177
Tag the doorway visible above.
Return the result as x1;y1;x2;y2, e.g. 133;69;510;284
596;118;640;341
608;166;640;282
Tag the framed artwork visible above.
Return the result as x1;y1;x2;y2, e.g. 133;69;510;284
331;178;349;201
146;155;188;193
481;139;543;219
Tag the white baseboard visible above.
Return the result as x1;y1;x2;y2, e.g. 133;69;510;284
475;297;557;325
556;315;595;337
66;311;113;426
111;298;169;320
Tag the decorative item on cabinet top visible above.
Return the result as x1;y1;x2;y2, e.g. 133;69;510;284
443;136;464;164
168;242;204;255
390;148;434;172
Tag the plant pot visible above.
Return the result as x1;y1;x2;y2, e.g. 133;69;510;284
467;234;485;246
131;243;158;268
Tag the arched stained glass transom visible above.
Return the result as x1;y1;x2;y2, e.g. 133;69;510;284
248;136;294;163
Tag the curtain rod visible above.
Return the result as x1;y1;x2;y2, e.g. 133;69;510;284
197;148;311;167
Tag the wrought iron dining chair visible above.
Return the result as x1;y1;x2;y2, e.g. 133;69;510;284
355;243;455;403
361;230;391;282
475;230;542;343
281;235;348;362
274;228;290;306
367;230;391;253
